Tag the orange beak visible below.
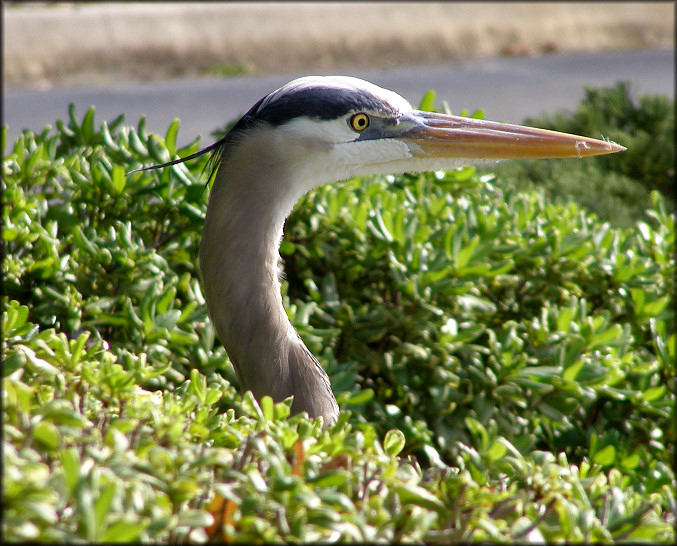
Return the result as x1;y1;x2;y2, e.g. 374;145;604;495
399;110;625;160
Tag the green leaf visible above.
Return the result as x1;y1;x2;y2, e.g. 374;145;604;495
310;471;350;488
20;346;59;378
94;481;117;533
620;452;641;470
102;519;149;542
592;444;616;466
32;420;60;450
392;483;445;513
164;118;181;156
455;235;479;269
589;324;623;348
260;395;274;422
418;89;437;112
81;106;96;143
486;440;507;463
639;296;669;318
641;385;666;403
60;448;81;497
383;429;406;457
110;165;126;195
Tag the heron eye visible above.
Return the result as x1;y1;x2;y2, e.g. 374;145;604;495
349;113;370;132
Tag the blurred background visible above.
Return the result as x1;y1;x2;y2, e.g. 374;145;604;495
5;2;674;87
4;2;674;145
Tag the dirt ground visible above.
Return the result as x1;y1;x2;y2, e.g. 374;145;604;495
4;2;674;89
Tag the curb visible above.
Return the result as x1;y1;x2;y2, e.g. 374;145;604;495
4;2;674;88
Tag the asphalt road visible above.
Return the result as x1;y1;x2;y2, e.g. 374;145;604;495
4;48;674;148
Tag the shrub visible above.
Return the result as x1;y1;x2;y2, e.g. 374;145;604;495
2;86;674;541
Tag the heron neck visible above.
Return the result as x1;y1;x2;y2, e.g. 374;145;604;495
198;152;340;417
200;162;294;381
198;133;339;425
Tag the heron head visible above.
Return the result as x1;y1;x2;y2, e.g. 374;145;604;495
136;75;625;194
224;75;625;187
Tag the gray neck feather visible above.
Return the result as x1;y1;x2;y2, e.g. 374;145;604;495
199;136;338;426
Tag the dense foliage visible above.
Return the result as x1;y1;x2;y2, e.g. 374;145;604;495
2;85;675;542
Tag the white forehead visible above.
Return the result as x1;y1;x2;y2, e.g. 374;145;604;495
259;75;413;116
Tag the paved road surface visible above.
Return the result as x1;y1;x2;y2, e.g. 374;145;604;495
4;48;674;148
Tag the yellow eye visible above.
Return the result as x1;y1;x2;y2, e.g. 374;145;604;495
349;113;370;132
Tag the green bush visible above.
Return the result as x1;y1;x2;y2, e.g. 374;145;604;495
2;86;674;541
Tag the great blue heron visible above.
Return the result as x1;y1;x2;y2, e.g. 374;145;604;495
139;76;625;427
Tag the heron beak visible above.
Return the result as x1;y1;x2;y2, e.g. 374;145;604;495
400;110;626;159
